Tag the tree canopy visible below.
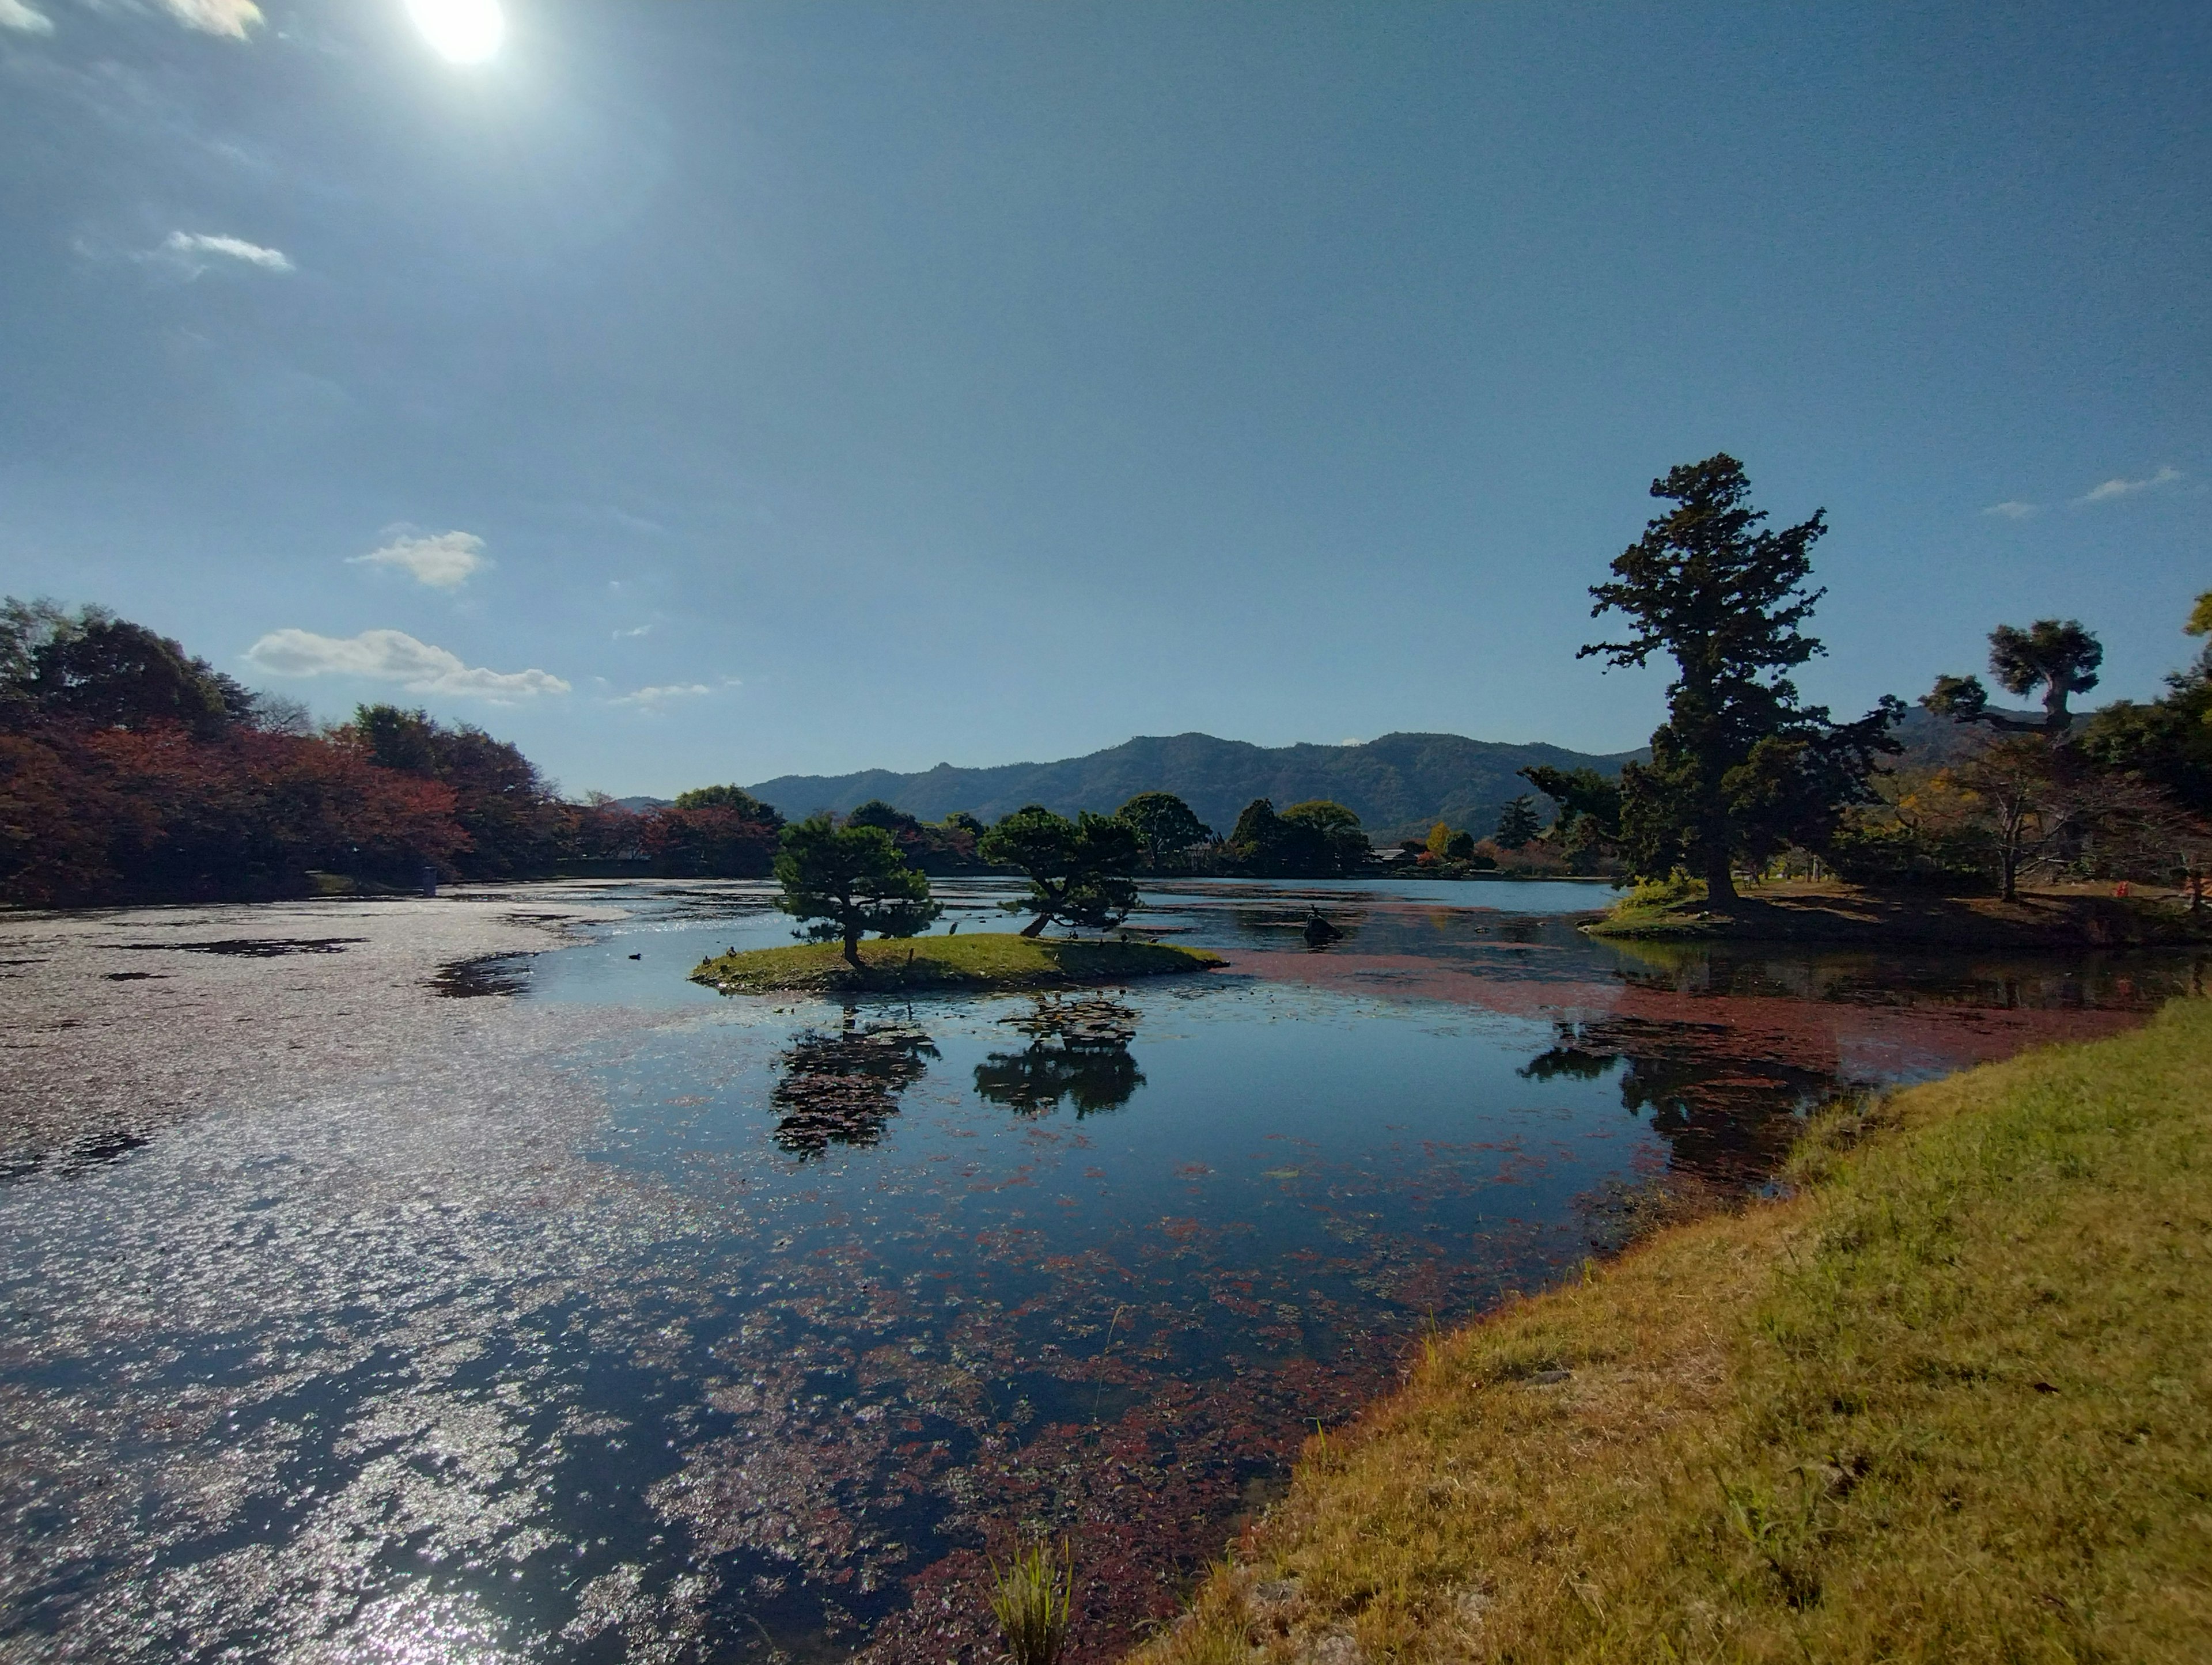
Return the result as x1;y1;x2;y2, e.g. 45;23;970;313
1227;797;1370;877
1116;791;1212;871
979;805;1141;936
1581;455;1899;902
343;704;569;879
672;783;784;826
1925;619;2103;737
773;816;941;965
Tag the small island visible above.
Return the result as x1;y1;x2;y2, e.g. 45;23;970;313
692;803;1224;993
689;932;1223;994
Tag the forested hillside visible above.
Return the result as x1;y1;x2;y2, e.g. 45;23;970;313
749;731;1643;843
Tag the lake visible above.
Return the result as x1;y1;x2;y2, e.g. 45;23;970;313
2;877;2198;1664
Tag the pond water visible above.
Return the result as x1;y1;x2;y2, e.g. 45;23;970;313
3;878;2201;1664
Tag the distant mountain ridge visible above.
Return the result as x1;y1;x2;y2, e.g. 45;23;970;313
748;731;1647;843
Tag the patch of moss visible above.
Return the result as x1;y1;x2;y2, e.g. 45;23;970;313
689;932;1225;994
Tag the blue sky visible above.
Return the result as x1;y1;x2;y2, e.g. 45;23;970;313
2;1;2204;797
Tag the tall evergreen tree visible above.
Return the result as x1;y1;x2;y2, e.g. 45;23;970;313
1581;455;1899;904
1493;795;1543;849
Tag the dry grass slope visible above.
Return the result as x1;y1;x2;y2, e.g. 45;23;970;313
1135;996;2212;1664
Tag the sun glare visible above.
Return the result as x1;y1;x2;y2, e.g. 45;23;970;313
406;0;503;65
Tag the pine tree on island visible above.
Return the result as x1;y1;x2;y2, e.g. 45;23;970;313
979;806;1142;937
1581;454;1900;907
774;815;941;967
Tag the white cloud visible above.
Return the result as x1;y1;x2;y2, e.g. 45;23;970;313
157;0;262;38
0;1;55;35
613;682;714;707
1982;500;2040;520
2078;465;2182;505
612;623;652;639
245;628;569;700
158;230;291;275
348;530;488;589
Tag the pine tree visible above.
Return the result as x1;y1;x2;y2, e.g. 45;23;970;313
1582;455;1899;904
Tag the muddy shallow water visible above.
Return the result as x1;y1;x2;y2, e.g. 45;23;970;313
2;878;2200;1664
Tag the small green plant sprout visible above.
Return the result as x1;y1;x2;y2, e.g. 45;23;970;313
988;1535;1075;1665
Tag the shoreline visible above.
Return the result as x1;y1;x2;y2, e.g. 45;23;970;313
1132;995;2212;1665
1585;881;2212;949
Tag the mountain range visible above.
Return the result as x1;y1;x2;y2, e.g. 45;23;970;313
747;731;1648;844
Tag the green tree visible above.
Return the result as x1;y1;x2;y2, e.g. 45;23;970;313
1493;794;1543;849
2080;594;2212;813
773;815;941;966
1228;798;1366;876
673;783;784;826
979;805;1141;936
1518;765;1622;840
846;798;920;837
1116;790;1212;871
1581;454;1899;905
2;598;253;734
1279;799;1372;873
1925;620;2103;737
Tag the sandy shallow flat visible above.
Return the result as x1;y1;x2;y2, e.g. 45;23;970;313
0;891;627;1178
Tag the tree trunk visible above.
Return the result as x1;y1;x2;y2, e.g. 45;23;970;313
1999;847;2018;904
1018;913;1050;939
843;925;864;968
1704;849;1738;908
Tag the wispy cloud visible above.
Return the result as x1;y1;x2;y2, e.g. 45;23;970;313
347;530;488;590
0;0;54;35
157;230;291;275
2078;465;2182;505
1982;500;2040;520
157;0;263;39
612;623;652;639
245;628;569;700
613;682;715;708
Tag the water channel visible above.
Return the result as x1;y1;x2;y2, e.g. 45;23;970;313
2;877;2199;1664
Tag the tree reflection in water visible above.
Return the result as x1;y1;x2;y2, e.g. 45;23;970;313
974;996;1146;1117
1524;1016;1832;1188
769;1011;938;1156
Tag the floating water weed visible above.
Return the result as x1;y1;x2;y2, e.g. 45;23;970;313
987;1537;1075;1665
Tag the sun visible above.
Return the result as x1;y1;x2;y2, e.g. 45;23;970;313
406;0;503;65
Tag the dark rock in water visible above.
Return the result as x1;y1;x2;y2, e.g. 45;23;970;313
1302;908;1344;948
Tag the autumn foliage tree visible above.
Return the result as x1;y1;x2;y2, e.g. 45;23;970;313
0;601;470;905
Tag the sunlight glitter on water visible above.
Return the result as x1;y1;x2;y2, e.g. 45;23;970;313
3;878;2198;1663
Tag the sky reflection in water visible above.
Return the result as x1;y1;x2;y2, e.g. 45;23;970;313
2;878;2200;1664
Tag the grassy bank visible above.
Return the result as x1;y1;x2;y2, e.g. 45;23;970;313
1587;875;2211;947
690;932;1224;994
1137;997;2212;1664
